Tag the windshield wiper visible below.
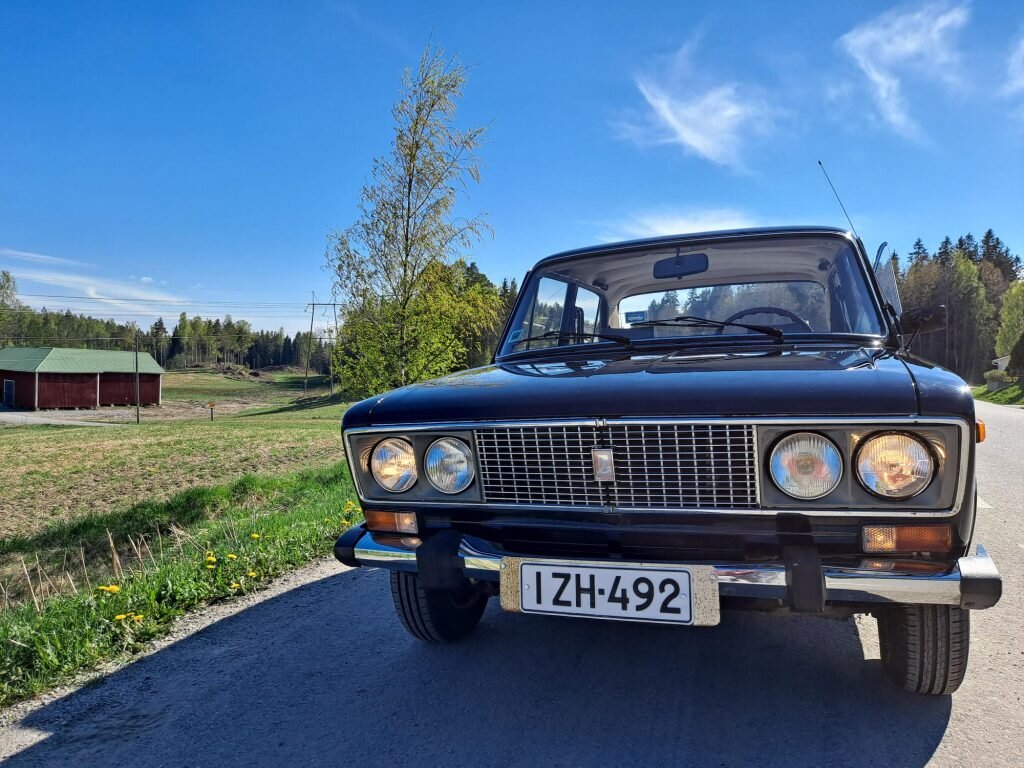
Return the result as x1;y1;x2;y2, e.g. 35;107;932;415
630;314;785;342
511;330;633;350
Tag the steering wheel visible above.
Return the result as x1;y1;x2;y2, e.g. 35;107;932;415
722;306;814;332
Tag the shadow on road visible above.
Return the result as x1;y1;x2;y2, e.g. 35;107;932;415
5;568;950;768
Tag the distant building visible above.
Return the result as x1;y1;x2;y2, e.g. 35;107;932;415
0;347;164;410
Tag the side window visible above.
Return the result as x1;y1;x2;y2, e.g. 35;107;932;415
508;277;569;350
575;286;600;335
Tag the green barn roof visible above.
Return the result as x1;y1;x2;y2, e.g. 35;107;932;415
0;347;164;375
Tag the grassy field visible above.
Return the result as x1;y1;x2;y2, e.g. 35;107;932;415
0;370;347;539
0;464;360;706
0;369;361;705
972;383;1024;405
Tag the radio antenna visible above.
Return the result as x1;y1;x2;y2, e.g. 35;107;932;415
817;160;859;241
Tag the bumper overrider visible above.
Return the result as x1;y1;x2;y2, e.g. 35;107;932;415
335;524;1002;612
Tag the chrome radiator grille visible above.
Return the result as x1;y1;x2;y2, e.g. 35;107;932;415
474;423;759;510
475;425;606;506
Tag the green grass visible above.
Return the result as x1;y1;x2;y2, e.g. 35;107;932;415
972;383;1024;405
161;369;330;403
0;463;360;707
0;394;349;540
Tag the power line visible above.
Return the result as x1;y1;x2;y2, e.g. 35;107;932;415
0;334;337;342
14;293;310;307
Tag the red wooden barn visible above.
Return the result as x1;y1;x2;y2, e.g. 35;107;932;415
0;347;164;410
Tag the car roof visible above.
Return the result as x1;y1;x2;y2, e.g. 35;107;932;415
535;226;857;267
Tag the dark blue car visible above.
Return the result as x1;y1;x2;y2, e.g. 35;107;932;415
335;226;1001;695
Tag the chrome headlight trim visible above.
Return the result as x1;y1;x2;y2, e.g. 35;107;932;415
342;417;969;517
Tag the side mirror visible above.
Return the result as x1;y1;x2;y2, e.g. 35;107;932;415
900;305;946;336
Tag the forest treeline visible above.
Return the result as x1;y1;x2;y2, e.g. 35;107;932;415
0;267;516;379
0;272;334;373
895;229;1021;382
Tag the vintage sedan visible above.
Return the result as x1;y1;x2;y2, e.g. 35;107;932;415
335;226;1001;694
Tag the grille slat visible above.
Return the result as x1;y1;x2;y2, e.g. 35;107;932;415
475;423;758;510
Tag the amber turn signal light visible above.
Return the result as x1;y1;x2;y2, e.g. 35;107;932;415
976;420;986;443
862;524;952;553
364;509;418;534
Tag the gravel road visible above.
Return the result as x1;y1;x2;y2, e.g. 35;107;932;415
1;400;1021;767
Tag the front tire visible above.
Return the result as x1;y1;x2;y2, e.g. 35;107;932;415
876;605;970;694
389;570;488;643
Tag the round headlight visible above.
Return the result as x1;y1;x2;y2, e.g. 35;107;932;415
856;432;934;499
370;438;417;493
769;432;843;500
425;437;475;494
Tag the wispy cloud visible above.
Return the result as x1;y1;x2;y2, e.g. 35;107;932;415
140;276;155;284
600;208;758;242
0;247;81;267
838;2;970;139
7;268;187;317
619;41;777;170
1002;35;1024;96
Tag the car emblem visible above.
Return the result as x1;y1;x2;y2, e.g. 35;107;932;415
592;448;615;482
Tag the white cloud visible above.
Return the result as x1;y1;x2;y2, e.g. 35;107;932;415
620;42;777;169
601;208;758;242
838;2;970;139
1003;36;1024;96
140;276;155;284
7;268;187;317
0;247;80;267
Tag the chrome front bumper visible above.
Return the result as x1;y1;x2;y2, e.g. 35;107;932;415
337;528;1002;610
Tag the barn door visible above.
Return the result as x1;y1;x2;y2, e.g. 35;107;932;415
2;380;13;407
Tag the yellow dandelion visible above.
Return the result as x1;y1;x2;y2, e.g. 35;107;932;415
227;553;237;560
247;571;258;578
206;564;216;570
205;550;213;557
133;614;143;622
114;614;128;621
205;555;217;564
97;584;121;594
230;582;241;589
250;533;260;539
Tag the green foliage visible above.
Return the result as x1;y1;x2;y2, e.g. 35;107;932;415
0;463;360;706
983;369;1010;383
1009;334;1024;374
899;247;998;382
328;45;509;399
995;282;1024;357
0;270;18;308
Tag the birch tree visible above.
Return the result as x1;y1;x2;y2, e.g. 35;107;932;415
328;45;490;395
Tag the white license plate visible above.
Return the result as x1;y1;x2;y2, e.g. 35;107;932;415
504;560;717;626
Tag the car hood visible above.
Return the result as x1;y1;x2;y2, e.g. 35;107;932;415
347;345;924;427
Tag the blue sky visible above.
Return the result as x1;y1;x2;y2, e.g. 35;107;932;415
1;1;1022;334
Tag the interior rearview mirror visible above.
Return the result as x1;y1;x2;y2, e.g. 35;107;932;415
653;252;709;280
900;305;946;336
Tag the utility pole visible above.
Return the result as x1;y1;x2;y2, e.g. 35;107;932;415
303;294;342;397
304;292;316;397
134;330;141;425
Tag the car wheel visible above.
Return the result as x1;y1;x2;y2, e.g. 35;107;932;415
389;570;488;643
876;604;970;694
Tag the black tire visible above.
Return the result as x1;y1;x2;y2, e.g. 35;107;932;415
389;570;488;643
876;605;970;695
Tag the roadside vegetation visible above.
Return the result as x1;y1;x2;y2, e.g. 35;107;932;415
0;367;359;707
973;383;1024;405
0;464;360;706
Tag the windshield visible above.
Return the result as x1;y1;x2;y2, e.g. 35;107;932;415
499;234;886;357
